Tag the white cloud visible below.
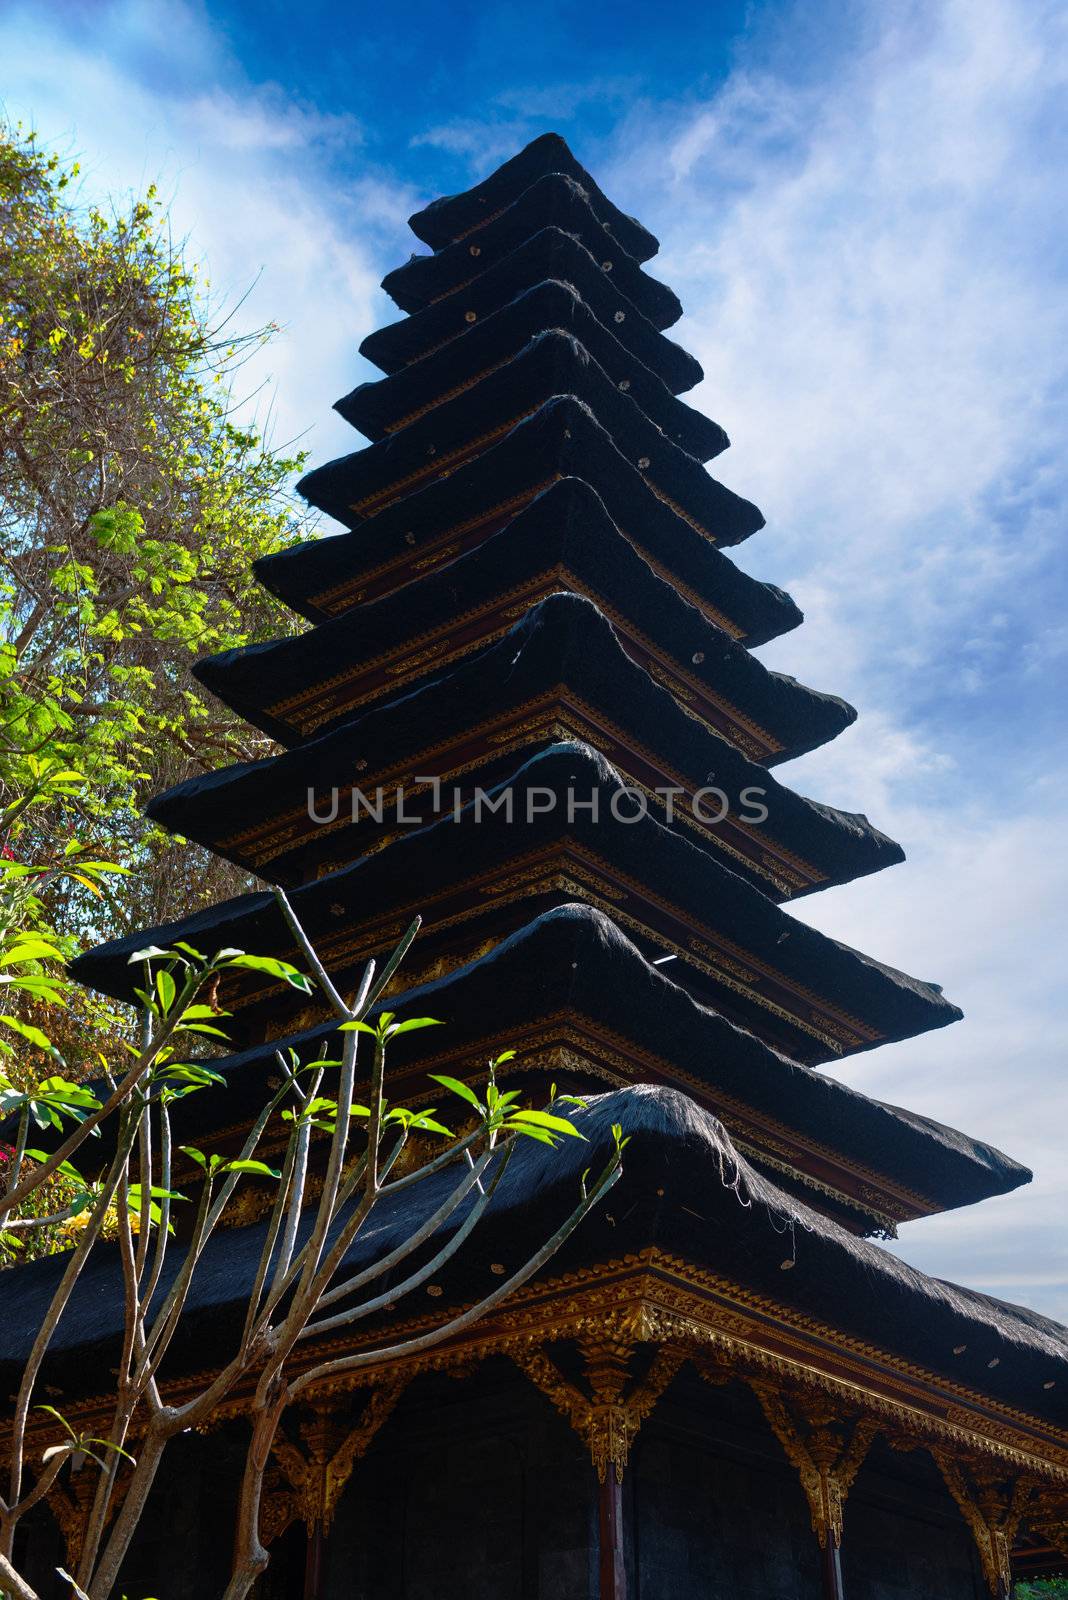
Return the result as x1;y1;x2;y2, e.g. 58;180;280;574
2;0;1065;1319
0;1;403;470
598;0;1068;1311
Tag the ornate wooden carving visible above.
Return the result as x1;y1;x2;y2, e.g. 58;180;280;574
932;1453;1037;1597
46;1466;96;1567
746;1381;878;1551
1026;1486;1068;1564
263;1380;407;1545
513;1338;685;1481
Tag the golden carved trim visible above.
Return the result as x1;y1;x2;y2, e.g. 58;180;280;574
219;685;822;901
513;1337;686;1481
272;563;777;760
265;1379;408;1541
933;1452;1037;1595
13;1252;1068;1498
347;410;538;517
200;1022;942;1235
746;1380;879;1547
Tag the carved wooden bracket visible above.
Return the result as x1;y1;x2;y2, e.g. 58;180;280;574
1027;1487;1068;1564
747;1381;878;1549
46;1467;96;1566
264;1380;407;1543
513;1338;686;1482
932;1452;1037;1597
46;1459;128;1570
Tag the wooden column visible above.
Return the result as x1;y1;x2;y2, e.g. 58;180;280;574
263;1385;406;1599
513;1340;684;1600
820;1532;846;1600
747;1382;878;1600
598;1460;627;1600
302;1519;324;1600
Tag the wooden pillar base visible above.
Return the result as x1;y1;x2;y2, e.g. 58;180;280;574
598;1463;627;1600
821;1536;845;1600
303;1519;324;1600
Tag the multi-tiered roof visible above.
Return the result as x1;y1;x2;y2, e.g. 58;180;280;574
70;133;1025;1246
9;142;1068;1600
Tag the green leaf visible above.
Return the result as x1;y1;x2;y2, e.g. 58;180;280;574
427;1074;483;1112
222;1159;281;1179
0;938;65;966
127;945;171;964
221;954;312;994
403;1111;452;1137
24;1152;87;1186
34;1404;77;1440
155;968;176;1014
386;1016;443;1037
156;1063;225;1087
509;1126;558;1146
0;1014;56;1052
504;1109;586;1139
172;941;206;960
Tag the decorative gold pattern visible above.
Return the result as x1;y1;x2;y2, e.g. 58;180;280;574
265;1381;407;1542
932;1452;1037;1595
746;1380;878;1547
513;1338;686;1480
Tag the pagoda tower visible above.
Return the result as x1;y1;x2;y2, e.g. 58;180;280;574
14;135;1068;1599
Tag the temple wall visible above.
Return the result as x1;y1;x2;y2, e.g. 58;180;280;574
841;1438;985;1599
324;1361;596;1600
630;1377;822;1598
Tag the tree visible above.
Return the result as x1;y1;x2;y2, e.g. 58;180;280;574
0;897;625;1600
0;119;624;1600
0;118;310;1081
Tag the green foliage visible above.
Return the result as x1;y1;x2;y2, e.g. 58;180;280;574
0;119;313;1107
1016;1583;1068;1597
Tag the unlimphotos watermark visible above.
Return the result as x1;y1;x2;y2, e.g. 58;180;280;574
306;779;769;828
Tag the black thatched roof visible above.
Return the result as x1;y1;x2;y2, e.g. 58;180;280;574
340;279;725;461
78;743;954;1063
149;594;900;896
409;132;659;265
0;1084;1051;1429
43;905;1023;1225
383;174;681;330
298;329;763;544
196;479;852;767
264;398;795;642
361;225;701;393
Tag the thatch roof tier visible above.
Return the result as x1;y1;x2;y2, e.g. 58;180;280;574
408;132;660;264
148;595;901;898
298;329;764;544
340;278;726;461
68;905;1010;1226
100;743;954;1063
383;175;681;330
0;1084;1049;1426
197;479;852;765
361;225;701;393
38;907;1023;1230
263;398;794;642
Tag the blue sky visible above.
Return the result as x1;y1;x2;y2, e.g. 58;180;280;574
2;0;1067;1314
